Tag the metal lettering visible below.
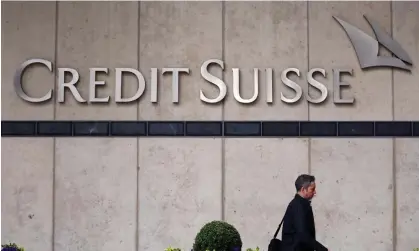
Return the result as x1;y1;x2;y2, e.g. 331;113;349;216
57;68;86;103
150;68;158;103
89;68;109;103
333;68;354;104
115;68;145;103
281;68;302;104
14;58;53;103
162;67;189;103
307;68;328;104
232;68;259;104
200;59;226;104
266;68;273;103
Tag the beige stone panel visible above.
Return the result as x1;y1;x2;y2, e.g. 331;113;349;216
395;139;419;251
311;139;393;251
310;3;394;250
224;139;309;249
139;2;222;120
56;2;138;120
224;2;308;120
1;2;55;120
54;139;137;251
138;139;222;251
223;2;309;249
1;139;53;251
393;1;419;120
137;2;223;250
393;4;419;251
309;2;392;120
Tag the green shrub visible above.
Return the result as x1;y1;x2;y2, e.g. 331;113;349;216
193;220;242;251
1;243;25;251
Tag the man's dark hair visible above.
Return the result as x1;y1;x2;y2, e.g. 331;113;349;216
295;174;315;192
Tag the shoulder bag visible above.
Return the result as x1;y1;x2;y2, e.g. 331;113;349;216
268;213;285;251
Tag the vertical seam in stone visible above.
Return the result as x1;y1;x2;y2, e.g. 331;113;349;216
136;2;141;251
307;1;311;175
221;0;226;221
52;2;59;251
390;2;397;251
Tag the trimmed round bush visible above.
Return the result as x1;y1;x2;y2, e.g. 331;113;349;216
193;220;242;251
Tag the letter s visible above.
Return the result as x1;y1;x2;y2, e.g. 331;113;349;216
200;59;227;104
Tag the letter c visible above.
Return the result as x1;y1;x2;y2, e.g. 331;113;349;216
14;58;53;103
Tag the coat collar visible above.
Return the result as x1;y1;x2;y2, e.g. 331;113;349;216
295;193;311;205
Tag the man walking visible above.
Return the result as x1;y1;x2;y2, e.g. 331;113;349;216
281;174;328;251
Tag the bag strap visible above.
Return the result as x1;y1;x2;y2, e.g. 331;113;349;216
273;213;285;239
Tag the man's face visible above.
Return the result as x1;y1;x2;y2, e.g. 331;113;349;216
302;182;316;200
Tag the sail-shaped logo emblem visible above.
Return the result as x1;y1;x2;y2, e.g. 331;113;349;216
334;15;413;71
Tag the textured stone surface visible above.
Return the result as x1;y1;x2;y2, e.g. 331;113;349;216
53;3;139;251
1;2;419;251
224;2;309;249
55;2;138;120
393;1;419;121
309;2;393;251
393;2;419;251
1;139;53;251
311;139;393;251
138;139;222;251
1;1;56;120
137;3;223;251
1;3;55;251
224;1;308;120
54;139;137;251
139;1;222;120
309;2;392;120
395;140;419;251
224;138;309;249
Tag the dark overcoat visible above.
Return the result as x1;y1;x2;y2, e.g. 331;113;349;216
281;194;328;251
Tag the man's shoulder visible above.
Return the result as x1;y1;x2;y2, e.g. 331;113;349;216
288;196;299;206
287;195;310;212
285;197;299;213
